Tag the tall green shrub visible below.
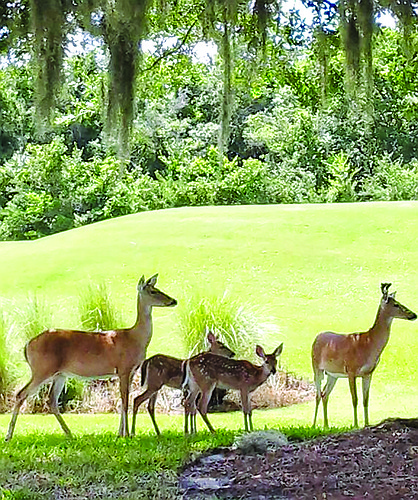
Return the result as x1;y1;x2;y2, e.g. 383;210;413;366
0;311;13;409
323;151;359;202
362;155;418;201
78;281;121;331
0;295;57;411
177;289;279;361
16;294;54;343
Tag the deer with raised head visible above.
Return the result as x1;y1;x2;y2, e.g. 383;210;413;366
131;330;235;436
312;283;416;429
183;343;283;434
5;274;177;441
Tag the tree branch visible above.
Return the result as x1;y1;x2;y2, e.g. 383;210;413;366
143;18;200;72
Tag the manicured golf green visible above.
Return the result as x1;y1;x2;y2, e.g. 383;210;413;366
1;201;418;428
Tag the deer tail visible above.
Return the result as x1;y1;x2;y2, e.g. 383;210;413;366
24;342;29;363
181;359;187;386
140;358;150;387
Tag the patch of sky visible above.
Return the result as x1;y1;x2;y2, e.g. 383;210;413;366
0;1;398;69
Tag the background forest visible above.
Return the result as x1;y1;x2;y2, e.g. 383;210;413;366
0;0;418;240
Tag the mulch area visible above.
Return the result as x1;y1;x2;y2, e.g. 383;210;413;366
179;418;418;499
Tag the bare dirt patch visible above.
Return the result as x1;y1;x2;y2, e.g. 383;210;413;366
64;369;314;415
179;418;418;499
3;368;313;415
223;370;314;412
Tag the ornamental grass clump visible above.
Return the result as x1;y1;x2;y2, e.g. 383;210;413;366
17;293;53;343
177;289;280;361
77;281;122;332
0;295;57;411
0;310;15;410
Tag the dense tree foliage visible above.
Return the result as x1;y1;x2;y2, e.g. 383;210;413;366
0;2;417;239
0;0;416;144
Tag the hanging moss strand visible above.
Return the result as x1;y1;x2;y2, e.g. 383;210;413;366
104;0;151;165
30;0;65;130
359;0;374;117
253;0;269;50
315;28;329;107
218;7;233;161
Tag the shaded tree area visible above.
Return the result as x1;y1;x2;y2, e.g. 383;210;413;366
0;0;418;240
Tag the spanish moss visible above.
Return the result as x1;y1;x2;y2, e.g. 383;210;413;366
104;0;150;166
30;0;66;131
340;0;361;93
314;27;330;106
388;0;416;58
75;0;102;36
203;0;239;28
358;0;374;114
218;8;233;161
252;0;271;50
200;1;240;161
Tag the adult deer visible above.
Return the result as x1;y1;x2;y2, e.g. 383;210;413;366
183;343;283;434
5;274;176;441
312;283;416;429
131;331;234;436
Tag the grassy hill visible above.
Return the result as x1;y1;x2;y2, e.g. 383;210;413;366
1;201;418;426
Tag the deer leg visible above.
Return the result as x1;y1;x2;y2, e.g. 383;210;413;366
186;402;197;434
183;396;191;435
132;388;159;436
248;412;253;432
183;391;191;435
190;396;199;434
184;411;191;434
192;393;203;434
348;375;359;428
48;374;72;437
5;375;47;442
189;406;197;434
147;393;160;436
313;369;324;428
184;409;190;434
240;389;253;432
184;387;199;434
6;384;31;442
362;375;372;427
322;375;337;429
197;384;216;434
118;374;130;437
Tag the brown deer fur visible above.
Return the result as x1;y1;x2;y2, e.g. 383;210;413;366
183;343;283;433
5;274;176;441
312;283;416;429
131;331;234;436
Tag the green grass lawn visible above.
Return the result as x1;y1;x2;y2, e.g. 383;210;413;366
0;408;344;499
1;201;418;427
1;201;418;497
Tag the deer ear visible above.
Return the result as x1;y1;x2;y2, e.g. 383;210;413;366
256;345;266;359
146;274;158;287
274;343;284;357
207;331;216;344
381;282;391;301
137;275;146;290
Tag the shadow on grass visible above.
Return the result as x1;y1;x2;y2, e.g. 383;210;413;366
0;426;351;499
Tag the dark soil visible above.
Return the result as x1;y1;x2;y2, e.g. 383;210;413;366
179;418;418;499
